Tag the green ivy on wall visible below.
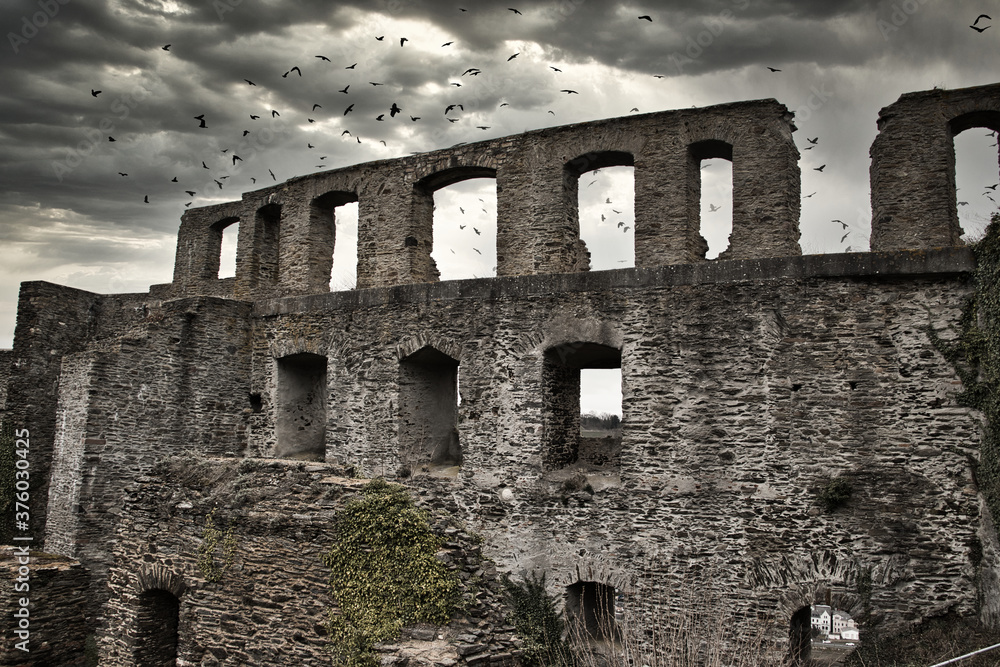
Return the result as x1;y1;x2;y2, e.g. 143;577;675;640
197;508;237;584
322;478;460;667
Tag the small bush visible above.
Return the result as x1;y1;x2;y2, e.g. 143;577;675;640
818;477;853;512
503;572;574;667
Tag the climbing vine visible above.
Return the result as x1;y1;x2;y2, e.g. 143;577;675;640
502;572;574;667
197;508;237;583
322;478;460;667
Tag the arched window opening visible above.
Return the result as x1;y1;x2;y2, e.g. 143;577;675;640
567;152;635;270
809;603;862;662
952;117;1000;242
415;166;498;282
213;218;239;280
689;140;734;260
134;589;179;667
788;605;812;666
275;352;327;461
566;581;620;642
399;346;461;472
310;191;359;292
543;342;621;470
255;203;282;287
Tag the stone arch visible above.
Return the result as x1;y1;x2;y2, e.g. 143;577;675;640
563;150;637;272
308;190;359;292
396;333;463;364
871;82;1000;251
398;344;461;470
209;215;241;280
132;563;185;667
414;165;500;282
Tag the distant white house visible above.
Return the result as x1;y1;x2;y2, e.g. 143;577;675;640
811;605;860;641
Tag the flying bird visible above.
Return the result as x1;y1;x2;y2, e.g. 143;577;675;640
841;233;850;243
445;104;464;114
185;190;196;196
630;108;639;112
804;192;817;198
442;41;454;46
108;136;116;142
400;37;408;46
410;116;420;121
550;66;562;72
268;169;276;181
462;68;480;75
474;248;481;254
451;82;462;86
986;184;998;190
814;165;826;172
617;221;625;228
638;15;652;21
307;143;314;148
473;227;481;235
390;102;402;117
341;130;351;135
339;85;350;93
380;140;387;146
250;177;256;183
766;66;781;72
832;220;847;229
202;161;209;169
708;204;720;212
250;114;260;119
171;177;178;182
477;126;490;130
91;89;101;97
118;172;127;176
244;79;256;85
290;66;302;76
508;8;522;14
194;114;206;128
271;110;280;117
370;81;384;86
548;110;555;114
606;198;612;204
214;179;223;188
376;35;385;41
144;195;149;203
623;226;630;232
447;117;459;123
958;201;969;206
561;89;579;94
807;137;819;144
376;114;385;121
507;53;519;61
970;22;990;31
974;14;991;24
307;118;315;123
315;55;331;61
312;104;322;110
162;44;171;51
346;63;357;69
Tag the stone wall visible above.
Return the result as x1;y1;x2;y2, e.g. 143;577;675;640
0;547;90;667
101;459;519;667
0;350;10;421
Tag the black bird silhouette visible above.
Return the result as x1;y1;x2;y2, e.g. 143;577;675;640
185;190;196;196
804;192;817;198
194;114;206;128
250;114;260;119
767;66;781;72
315;55;331;61
445;104;464;114
477;126;490;130
162;44;171;51
376;114;385;121
232;155;242;164
474;248;481;254
508;8;521;14
462;68;480;75
561;89;579;94
507;53;519;61
144;195;149;202
814;165;826;172
357;137;361;143
171;177;178;182
346;63;357;69
986;184;999;190
243;130;250;136
804;145;815;150
971;23;990;32
214;179;223;188
271;110;280;117
307;143;314;148
447;117;459;123
118;172;127;176
548;110;555;114
474;227;481;235
442;41;453;46
638;15;652;21
410;116;420;121
451;82;462;87
289;66;302;76
550;66;562;72
244;79;256;85
307;118;315;123
202;161;209;169
832;219;847;229
974;14;992;23
250;177;256;183
380;140;387;146
108;136;116;142
500;102;510;107
344;104;355;115
841;232;850;243
312;104;322;110
268;169;276;181
400;37;408;46
339;85;350;93
342;130;351;135
390;102;402;117
376;35;385;41
370;81;384;86
807;137;819;144
91;89;101;97
630;107;639;112
185;202;192;207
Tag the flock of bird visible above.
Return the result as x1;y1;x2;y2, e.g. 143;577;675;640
88;7;995;257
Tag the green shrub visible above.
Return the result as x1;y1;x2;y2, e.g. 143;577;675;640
818;477;853;512
502;572;574;667
322;478;460;667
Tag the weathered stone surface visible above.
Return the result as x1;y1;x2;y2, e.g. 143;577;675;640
3;84;1000;665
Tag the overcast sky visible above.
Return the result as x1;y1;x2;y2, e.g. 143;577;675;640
1;0;998;412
